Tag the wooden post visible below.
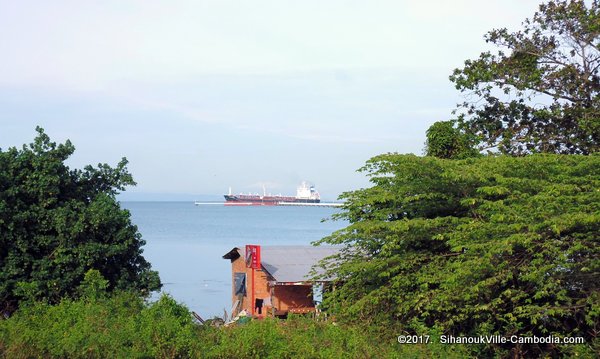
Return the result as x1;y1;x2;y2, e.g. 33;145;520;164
251;267;255;316
271;286;275;317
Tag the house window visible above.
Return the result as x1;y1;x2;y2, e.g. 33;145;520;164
234;272;246;296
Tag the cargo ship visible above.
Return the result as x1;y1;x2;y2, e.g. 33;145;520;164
224;182;321;206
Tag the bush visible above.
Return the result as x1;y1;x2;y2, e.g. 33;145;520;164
1;293;474;359
0;273;471;358
0;292;202;358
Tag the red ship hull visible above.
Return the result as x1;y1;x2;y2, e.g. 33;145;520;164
223;201;278;206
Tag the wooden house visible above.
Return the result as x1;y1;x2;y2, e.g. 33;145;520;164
222;245;338;318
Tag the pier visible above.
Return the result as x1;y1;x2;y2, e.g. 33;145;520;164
276;202;344;207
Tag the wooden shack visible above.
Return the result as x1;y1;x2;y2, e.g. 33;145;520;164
222;245;338;318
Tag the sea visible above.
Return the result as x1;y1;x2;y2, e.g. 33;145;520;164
121;202;348;319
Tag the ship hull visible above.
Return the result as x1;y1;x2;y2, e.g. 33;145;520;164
224;195;320;206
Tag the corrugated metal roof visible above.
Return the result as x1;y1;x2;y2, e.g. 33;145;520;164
261;246;339;282
230;245;339;283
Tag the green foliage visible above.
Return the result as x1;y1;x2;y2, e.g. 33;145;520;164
317;153;599;357
425;121;481;159
202;316;391;359
0;292;200;358
78;269;109;301
450;0;600;155
0;127;160;313
0;290;473;358
134;295;199;358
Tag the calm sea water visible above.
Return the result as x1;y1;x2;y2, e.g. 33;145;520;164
121;202;347;318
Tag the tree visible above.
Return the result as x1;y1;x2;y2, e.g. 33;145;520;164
317;154;599;357
424;120;480;159
450;0;600;155
0;127;161;314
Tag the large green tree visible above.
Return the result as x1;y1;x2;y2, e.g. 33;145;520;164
0;128;161;313
317;154;599;357
450;0;599;155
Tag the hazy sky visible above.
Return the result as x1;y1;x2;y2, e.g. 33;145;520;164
0;0;541;200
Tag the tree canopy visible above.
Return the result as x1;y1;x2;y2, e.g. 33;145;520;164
450;0;599;155
317;153;599;357
424;120;481;159
0;127;161;313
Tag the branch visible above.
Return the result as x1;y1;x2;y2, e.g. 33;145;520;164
489;79;581;103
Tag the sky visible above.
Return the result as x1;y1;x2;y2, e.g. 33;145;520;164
0;0;542;201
